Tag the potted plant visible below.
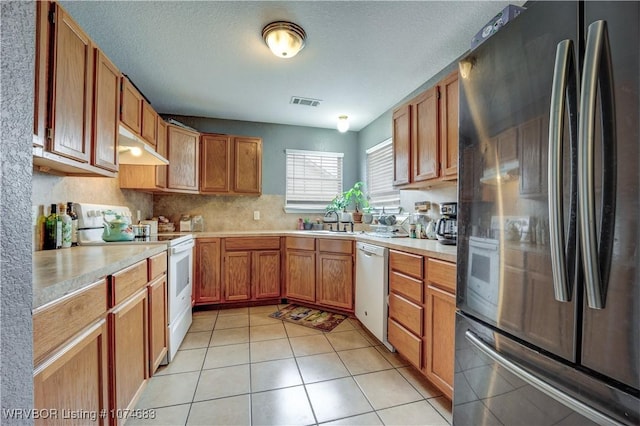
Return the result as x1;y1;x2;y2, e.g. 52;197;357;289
326;193;349;222
343;181;369;223
303;218;313;230
362;206;374;224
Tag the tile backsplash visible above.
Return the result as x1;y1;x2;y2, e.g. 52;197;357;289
153;194;308;232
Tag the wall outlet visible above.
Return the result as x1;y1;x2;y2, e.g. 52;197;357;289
253;210;260;220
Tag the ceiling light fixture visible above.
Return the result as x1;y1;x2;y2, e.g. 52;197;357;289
262;21;306;59
337;115;350;133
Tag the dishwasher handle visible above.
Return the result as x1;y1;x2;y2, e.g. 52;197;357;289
356;242;387;257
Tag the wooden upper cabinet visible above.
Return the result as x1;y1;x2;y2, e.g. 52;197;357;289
439;71;459;179
412;86;439;182
200;134;262;195
167;124;200;192
49;4;93;163
393;70;460;188
234;137;262;194
155;119;168;188
141;101;158;149
92;48;120;172
200;134;231;193
392;104;411;186
33;1;49;149
120;76;143;134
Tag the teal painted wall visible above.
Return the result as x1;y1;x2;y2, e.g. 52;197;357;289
164;115;359;195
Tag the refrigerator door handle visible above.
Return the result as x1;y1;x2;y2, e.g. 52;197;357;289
578;20;617;310
548;39;578;302
465;331;623;426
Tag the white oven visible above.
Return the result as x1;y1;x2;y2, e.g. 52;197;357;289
466;236;500;321
166;236;194;363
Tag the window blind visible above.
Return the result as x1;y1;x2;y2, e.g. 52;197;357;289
285;149;344;211
366;138;400;206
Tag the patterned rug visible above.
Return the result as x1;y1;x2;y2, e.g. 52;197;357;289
269;304;347;332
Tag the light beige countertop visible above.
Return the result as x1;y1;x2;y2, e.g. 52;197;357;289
33;244;167;310
189;230;457;263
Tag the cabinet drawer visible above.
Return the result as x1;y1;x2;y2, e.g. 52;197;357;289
389;250;423;279
33;279;107;365
318;238;353;254
225;237;280;251
286;236;315;251
388;318;422;368
390;271;423;303
148;251;167;281
389;292;423;336
110;260;148;307
426;258;456;293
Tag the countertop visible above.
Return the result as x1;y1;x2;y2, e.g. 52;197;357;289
32;230;457;310
33;244;167;310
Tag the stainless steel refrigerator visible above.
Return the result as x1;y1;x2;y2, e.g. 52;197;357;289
454;1;638;425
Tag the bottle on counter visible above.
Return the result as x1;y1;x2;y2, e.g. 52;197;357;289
35;205;46;251
297;218;304;230
59;204;72;248
67;202;78;246
44;204;59;250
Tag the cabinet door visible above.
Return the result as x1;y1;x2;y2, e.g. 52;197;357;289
196;238;222;304
285;250;316;302
392;104;411;186
120;77;142;134
148;275;167;376
316;253;353;311
424;285;455;399
93;48;119;172
50;4;93;163
155;119;168;188
253;251;281;299
167;125;199;192
109;289;148;421
439;71;459;179
224;251;251;301
200;134;231;193
33;1;49;148
412;86;439;182
34;319;109;426
234;137;262;194
141;101;157;148
519;116;547;196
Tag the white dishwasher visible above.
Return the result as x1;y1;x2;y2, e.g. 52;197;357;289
355;242;394;351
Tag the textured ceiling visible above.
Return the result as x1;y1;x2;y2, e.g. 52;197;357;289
60;1;523;131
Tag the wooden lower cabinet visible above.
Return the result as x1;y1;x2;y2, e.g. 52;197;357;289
109;288;148;424
224;251;252;301
253;250;281;299
195;238;222;304
423;285;456;400
285;249;316;302
388;250;456;399
148;275;167;376
222;237;282;303
34;319;109;426
316;252;353;310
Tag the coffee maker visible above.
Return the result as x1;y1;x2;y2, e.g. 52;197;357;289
436;202;457;245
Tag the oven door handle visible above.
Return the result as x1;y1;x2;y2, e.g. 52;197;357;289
171;240;194;255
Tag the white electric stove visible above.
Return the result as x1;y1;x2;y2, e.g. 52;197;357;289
75;203;193;364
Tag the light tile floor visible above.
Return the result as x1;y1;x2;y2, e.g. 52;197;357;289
131;305;452;426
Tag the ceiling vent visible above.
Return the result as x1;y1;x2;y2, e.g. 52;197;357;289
290;96;321;107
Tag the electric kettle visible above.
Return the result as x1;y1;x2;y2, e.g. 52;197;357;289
102;211;134;242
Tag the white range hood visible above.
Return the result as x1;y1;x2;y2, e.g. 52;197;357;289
118;125;169;165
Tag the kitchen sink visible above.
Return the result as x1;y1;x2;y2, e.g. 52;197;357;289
301;230;360;235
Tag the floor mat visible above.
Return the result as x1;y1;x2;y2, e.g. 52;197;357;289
269;304;347;332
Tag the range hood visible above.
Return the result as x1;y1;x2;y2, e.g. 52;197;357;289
118;125;169;165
